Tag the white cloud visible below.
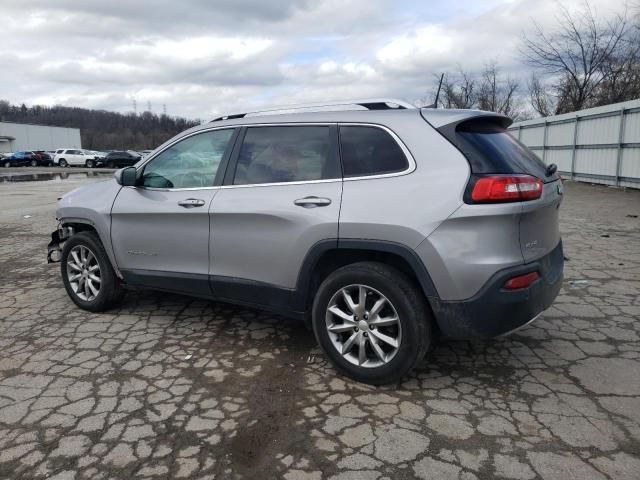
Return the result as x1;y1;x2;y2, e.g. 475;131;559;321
377;25;456;71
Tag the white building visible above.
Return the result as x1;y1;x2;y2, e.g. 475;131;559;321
0;121;81;153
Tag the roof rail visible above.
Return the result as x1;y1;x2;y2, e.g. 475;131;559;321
210;98;416;122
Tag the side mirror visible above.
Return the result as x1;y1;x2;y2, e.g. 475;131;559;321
115;166;137;186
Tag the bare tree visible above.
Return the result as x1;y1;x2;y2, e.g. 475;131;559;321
521;1;636;114
528;73;555;116
594;24;640;104
477;63;521;119
441;69;477;109
425;64;524;118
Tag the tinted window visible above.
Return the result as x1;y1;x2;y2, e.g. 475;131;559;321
142;129;234;189
233;126;338;185
440;118;555;181
339;126;408;177
457;123;550;179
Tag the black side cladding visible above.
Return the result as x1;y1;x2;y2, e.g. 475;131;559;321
438;116;559;183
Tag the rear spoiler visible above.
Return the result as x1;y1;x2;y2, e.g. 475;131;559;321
420;108;512;130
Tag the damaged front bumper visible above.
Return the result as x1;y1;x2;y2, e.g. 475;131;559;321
47;224;74;263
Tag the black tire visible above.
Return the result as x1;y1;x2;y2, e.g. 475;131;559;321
106;161;115;169
3;161;10;168
59;159;68;167
61;231;125;312
85;159;94;168
312;261;432;385
30;159;38;167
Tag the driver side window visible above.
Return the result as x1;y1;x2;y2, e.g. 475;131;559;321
142;129;234;189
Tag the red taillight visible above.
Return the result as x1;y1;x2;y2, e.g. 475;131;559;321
504;271;540;290
471;175;543;203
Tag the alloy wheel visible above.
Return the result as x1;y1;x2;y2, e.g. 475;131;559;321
325;284;402;368
66;245;101;301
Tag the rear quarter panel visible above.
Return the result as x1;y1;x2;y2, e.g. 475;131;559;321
415;202;525;301
338;111;469;248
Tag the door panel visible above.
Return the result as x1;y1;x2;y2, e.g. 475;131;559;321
71;152;83;165
111;187;218;276
109;127;236;293
209;181;341;289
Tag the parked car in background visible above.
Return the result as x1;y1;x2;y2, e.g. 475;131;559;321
103;150;141;168
47;98;564;385
2;151;37;167
33;151;54;166
54;149;102;168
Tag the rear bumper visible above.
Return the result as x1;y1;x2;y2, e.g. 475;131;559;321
430;240;564;339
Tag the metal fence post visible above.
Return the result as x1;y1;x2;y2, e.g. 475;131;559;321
615;106;626;187
542;121;548;165
518;125;523;141
570;116;579;180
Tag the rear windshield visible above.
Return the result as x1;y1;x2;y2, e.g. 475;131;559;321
440;118;555;182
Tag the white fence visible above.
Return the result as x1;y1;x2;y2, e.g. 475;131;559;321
509;99;640;189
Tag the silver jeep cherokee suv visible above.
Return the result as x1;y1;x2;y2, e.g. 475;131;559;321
48;99;564;385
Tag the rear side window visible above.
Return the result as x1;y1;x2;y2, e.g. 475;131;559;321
440;118;553;181
233;126;338;185
339;126;408;177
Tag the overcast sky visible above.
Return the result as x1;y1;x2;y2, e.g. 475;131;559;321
1;0;628;119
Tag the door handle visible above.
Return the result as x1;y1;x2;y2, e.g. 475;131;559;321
294;196;332;208
178;198;206;208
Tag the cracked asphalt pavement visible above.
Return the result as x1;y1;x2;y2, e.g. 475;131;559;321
1;170;639;480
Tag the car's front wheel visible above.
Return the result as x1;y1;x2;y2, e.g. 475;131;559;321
30;159;38;167
312;262;433;385
3;161;10;168
59;159;68;167
61;231;125;312
85;159;95;168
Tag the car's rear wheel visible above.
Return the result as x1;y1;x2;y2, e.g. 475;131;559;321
61;231;125;312
85;159;95;168
106;161;115;169
3;161;10;168
312;261;432;385
59;159;68;167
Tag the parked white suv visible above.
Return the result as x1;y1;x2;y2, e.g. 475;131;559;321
54;149;101;168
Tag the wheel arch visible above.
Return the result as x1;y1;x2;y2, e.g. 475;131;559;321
59;219;123;279
294;239;439;314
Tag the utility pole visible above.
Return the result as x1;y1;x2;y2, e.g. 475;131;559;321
147;101;151;113
132;98;137;115
163;104;167;116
